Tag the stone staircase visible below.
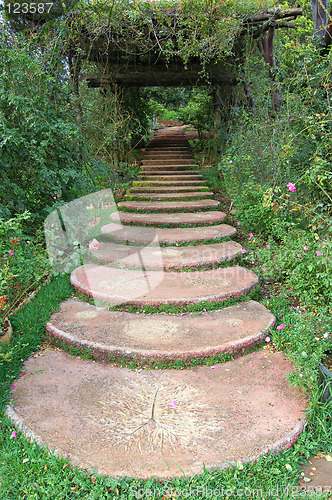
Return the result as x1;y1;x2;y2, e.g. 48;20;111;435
8;126;306;479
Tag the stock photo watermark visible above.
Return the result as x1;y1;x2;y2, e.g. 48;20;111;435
129;483;331;499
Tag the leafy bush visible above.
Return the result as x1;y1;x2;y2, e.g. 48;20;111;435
0;29;92;227
0;212;50;334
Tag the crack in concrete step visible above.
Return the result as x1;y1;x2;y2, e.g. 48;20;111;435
7;348;306;478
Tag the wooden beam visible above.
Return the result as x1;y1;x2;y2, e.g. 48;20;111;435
86;66;237;88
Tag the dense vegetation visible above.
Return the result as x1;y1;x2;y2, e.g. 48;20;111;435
0;0;331;497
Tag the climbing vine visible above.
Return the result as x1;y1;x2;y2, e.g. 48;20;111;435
67;0;274;68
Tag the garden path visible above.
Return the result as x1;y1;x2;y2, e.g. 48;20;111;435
7;127;306;478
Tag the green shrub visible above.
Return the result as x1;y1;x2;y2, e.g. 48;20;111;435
0;212;50;333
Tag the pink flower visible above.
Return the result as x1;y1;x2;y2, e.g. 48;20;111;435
299;373;303;378
316;250;323;257
303;246;308;251
19;371;25;376
324;333;329;339
315;337;320;341
287;182;296;193
249;233;253;238
291;223;295;226
169;401;177;407
241;249;247;254
297;254;301;258
211;365;218;369
266;245;270;249
237;222;240;226
10;384;15;389
277;324;286;331
265;336;271;343
8;250;14;256
10;431;17;438
89;238;99;251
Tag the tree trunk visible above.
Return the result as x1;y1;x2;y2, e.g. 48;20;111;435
68;54;83;125
311;0;328;40
259;25;282;111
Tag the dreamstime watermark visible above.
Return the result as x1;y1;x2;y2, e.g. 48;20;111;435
44;188;164;307
129;484;330;499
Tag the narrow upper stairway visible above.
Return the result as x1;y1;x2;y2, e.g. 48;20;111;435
7;126;306;479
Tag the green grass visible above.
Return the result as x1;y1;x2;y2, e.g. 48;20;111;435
73;286;261;314
1;278;331;499
0;274;74;412
1;163;331;498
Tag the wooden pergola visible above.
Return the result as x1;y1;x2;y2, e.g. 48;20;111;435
74;7;303;90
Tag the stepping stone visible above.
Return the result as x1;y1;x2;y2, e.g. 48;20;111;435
139;170;200;176
71;264;259;306
101;222;237;245
142;159;195;165
118;199;220;211
141;165;196;171
109;210;227;226
7;348;306;478
125;191;213;200
140;175;203;181
130;186;209;193
133;180;206;186
46;299;275;361
91;240;243;270
143;153;193;158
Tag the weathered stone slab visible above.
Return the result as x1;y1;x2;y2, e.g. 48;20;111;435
109;210;226;226
7;349;306;478
91;240;242;270
71;264;259;306
133;180;206;186
140;175;203;181
126;191;213;200
140;169;199;174
118;199;219;211
130;186;208;193
142;159;195;165
101;222;237;244
46;299;275;361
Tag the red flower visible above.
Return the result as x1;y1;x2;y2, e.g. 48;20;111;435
0;297;5;303
11;238;20;245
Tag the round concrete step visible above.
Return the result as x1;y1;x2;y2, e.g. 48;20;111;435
142;159;195;165
109;210;227;226
71;264;259;307
130;186;209;193
118;199;220;211
125;191;213;200
133;180;206;186
141;165;196;171
46;299;275;361
91;240;242;270
143;153;193;158
8;348;305;478
101;222;237;245
139;169;199;175
140;174;203;181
